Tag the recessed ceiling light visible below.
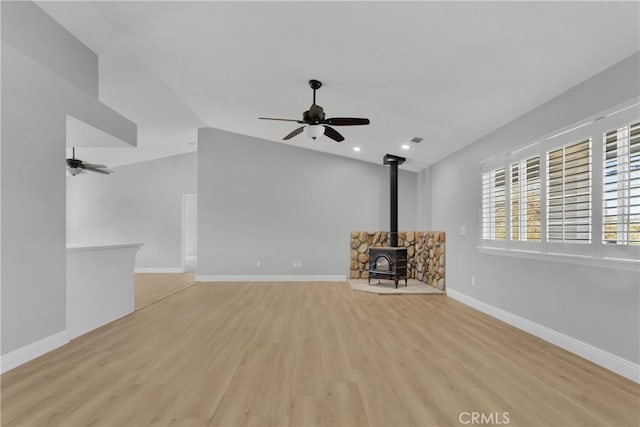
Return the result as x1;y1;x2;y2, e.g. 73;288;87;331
353;146;361;152
401;144;410;150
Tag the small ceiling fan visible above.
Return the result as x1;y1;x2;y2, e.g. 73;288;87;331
66;147;114;176
259;79;370;142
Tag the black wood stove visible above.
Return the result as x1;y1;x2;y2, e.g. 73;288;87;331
368;154;408;288
368;247;408;288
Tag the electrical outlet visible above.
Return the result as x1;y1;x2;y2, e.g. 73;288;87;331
460;225;466;236
292;260;302;268
256;261;261;268
471;276;476;287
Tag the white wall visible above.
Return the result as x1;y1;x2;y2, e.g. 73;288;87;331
197;128;417;277
67;152;197;270
416;167;432;230
1;1;135;357
430;53;640;364
1;41;67;355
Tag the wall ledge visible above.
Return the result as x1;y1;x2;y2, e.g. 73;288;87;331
67;242;143;252
1;330;69;374
477;246;640;272
135;267;185;273
447;288;640;383
196;275;345;282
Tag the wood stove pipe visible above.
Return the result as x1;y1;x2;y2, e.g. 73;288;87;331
383;154;406;247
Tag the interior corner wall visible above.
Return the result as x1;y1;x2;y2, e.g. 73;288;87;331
429;52;640;364
67;152;197;269
416;166;432;230
1;1;103;355
197;128;417;276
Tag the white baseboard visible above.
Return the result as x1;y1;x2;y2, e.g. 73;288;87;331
447;288;640;383
1;330;69;374
135;267;185;273
196;274;346;282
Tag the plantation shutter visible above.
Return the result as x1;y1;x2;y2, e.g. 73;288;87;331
511;156;541;241
603;121;640;245
511;163;520;241
632;122;640;244
547;139;592;243
482;167;506;240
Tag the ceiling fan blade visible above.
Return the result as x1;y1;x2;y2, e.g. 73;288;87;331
323;126;345;142
82;163;108;169
84;167;113;175
259;117;303;123
283;126;305;140
324;117;370;126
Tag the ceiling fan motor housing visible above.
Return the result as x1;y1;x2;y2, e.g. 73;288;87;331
66;158;82;168
303;105;325;124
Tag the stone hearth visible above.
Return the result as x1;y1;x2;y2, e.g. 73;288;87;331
349;279;446;295
349;231;446;290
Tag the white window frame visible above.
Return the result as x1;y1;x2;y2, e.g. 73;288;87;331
508;143;543;252
601;105;640;261
480;155;508;249
544;121;595;256
478;98;640;270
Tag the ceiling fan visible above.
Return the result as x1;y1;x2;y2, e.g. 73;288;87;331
259;79;370;142
66;147;114;176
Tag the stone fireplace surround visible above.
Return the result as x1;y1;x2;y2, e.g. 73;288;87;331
350;231;446;290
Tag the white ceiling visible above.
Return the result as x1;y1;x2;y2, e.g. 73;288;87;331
39;1;639;172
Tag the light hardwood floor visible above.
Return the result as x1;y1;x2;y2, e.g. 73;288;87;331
1;276;638;426
135;273;196;310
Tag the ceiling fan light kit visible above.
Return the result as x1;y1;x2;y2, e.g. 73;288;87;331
259;79;370;142
67;167;85;176
304;125;324;140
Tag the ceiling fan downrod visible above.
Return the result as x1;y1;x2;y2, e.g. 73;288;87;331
309;79;322;105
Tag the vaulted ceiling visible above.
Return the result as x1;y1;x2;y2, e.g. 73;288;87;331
39;1;640;171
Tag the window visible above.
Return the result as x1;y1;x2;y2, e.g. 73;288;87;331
510;156;541;241
603;121;640;245
479;100;639;267
546;139;592;243
482;167;506;240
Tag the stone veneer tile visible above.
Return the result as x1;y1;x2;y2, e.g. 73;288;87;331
349;231;446;290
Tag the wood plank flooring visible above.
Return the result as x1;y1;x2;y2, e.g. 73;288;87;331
1;276;638;426
134;273;196;310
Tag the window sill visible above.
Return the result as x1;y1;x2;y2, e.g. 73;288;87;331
477;246;640;272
